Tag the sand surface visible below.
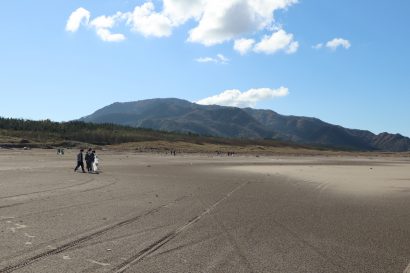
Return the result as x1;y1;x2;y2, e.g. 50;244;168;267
229;157;410;196
1;149;410;273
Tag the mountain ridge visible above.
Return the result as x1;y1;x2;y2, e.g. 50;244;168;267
80;98;410;152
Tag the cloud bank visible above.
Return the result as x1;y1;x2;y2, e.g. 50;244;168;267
197;87;289;107
66;0;299;54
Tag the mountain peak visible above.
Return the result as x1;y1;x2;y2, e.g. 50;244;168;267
80;98;410;152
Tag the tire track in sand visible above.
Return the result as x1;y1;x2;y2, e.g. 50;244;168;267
0;196;188;273
112;182;248;273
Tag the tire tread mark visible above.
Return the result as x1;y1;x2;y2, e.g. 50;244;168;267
268;217;348;273
0;196;187;273
0;181;117;211
0;178;96;200
0;203;24;209
197;197;255;273
113;182;248;273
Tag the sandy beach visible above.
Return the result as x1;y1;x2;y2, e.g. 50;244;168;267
1;149;410;273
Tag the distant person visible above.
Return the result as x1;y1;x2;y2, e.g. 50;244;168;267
92;150;99;173
74;149;86;173
85;148;92;172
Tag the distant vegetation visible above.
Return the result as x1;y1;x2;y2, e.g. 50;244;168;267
0;117;199;146
0;117;304;150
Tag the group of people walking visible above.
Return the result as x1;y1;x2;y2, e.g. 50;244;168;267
74;148;99;173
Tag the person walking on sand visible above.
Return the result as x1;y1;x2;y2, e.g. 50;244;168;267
91;150;99;173
85;148;92;173
74;149;86;173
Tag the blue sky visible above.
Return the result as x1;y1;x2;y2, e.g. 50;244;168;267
0;0;409;137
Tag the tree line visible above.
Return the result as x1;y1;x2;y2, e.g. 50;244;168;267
0;117;191;145
0;117;299;149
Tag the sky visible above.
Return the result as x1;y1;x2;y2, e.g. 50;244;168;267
0;0;409;136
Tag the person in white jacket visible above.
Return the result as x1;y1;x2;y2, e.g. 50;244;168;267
92;150;99;173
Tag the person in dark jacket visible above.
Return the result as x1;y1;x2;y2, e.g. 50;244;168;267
89;150;95;172
74;149;86;173
85;148;92;172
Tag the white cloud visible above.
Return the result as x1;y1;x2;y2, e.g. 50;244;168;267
96;28;126;42
66;7;90;32
254;29;298;54
126;2;173;38
90;16;114;29
187;0;298;46
312;43;323;49
66;9;127;42
90;13;126;42
217;54;229;63
234;38;255;55
162;0;206;25
196;57;215;63
286;40;299;54
326;38;351;50
66;0;300;51
197;86;289;107
188;1;259;46
195;54;229;64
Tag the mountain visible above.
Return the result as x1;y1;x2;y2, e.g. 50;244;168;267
80;98;410;152
81;99;273;139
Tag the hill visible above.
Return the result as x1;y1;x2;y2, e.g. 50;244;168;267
80;98;410;152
